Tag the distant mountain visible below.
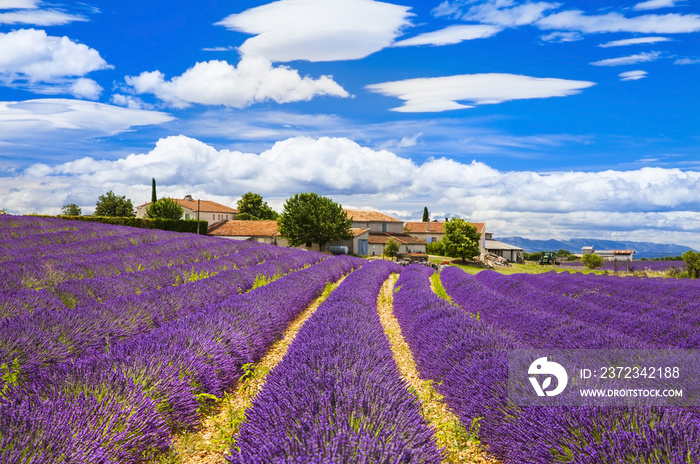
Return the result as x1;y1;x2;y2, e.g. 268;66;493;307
497;236;696;259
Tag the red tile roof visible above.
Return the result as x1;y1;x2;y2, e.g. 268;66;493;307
137;196;238;214
404;221;445;233
344;209;402;223
404;221;485;234
175;197;238;214
351;228;371;237
208;220;279;237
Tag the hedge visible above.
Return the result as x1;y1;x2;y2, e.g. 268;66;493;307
48;215;209;235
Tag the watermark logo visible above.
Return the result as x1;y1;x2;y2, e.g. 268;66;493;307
528;356;568;397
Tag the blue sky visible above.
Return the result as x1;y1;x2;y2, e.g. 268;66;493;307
1;0;699;248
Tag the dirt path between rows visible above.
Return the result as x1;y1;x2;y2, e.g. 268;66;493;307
376;274;501;464
161;278;343;464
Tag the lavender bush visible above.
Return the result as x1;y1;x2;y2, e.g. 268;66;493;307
229;260;443;464
432;265;700;463
0;216;364;462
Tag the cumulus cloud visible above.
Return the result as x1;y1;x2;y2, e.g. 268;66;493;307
365;73;595;112
123;56;349;109
3;134;700;248
537;11;700;34
216;0;412;62
0;28;110;98
633;0;682;11
619;70;648;81
392;24;501;46
590;51;661;66
0;99;173;141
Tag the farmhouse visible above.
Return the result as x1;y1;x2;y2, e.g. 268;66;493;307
207;220;280;244
367;232;427;257
208;219;371;254
136;195;238;224
345;209;427;256
404;220;485;250
405;220;523;262
583;246;635;269
484;237;524;263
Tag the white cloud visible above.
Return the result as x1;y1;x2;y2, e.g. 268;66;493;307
3;135;700;249
538;11;700;34
674;57;700;65
0;8;86;26
123;56;349;109
0;0;39;9
216;0;412;62
68;78;102;100
393;24;502;47
365;73;595;113
590;51;661;66
619;70;648;81
453;0;561;27
0;99;174;140
0;29;110;98
202;46;236;52
110;93;154;110
540;31;583;42
633;0;682;11
599;36;672;47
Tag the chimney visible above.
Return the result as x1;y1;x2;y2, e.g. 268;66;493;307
184;195;194;201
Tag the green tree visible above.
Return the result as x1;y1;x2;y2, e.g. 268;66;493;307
682;250;700;278
95;191;135;217
61;203;81;216
277;193;352;252
422;206;429;222
443;218;480;262
384;238;400;260
426;239;445;256
146;198;183;220
151;178;157;204
236;192;279;220
581;253;604;270
524;251;543;262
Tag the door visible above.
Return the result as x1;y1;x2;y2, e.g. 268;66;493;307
358;239;368;256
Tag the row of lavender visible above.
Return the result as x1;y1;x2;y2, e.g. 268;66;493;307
229;260;443;464
559;260;686;272
473;270;700;348
1;241;313;319
1;218;334;382
392;264;699;463
0;216;365;462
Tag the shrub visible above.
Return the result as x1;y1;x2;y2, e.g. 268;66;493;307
426;240;445;256
581;253;604;270
146;198;184;220
682;250;700;279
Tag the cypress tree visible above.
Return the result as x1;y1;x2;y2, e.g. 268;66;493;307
151;178;157;204
422;206;429;222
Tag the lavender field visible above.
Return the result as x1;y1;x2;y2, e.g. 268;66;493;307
1;215;698;463
559;260;686;273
